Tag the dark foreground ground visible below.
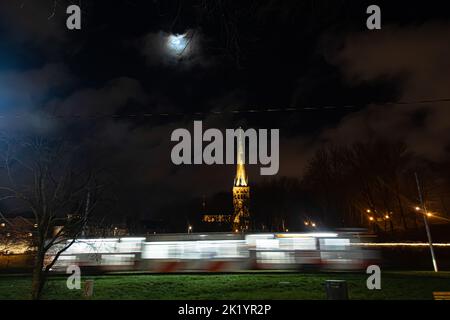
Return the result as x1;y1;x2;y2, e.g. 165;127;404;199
0;271;449;300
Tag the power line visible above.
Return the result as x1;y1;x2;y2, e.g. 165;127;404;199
0;105;355;120
0;97;449;120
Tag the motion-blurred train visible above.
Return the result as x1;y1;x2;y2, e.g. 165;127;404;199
48;231;379;273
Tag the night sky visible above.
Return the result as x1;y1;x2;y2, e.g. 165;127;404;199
1;1;450;224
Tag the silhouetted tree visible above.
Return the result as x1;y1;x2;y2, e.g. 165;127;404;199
0;136;104;299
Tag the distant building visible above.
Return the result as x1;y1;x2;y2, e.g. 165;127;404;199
202;215;231;223
201;131;251;232
80;223;129;237
0;216;36;254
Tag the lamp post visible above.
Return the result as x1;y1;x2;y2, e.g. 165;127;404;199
415;172;438;272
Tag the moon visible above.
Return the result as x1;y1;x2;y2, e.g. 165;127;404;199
167;34;188;55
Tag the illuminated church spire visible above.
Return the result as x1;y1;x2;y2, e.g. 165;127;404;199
234;130;248;187
232;128;250;232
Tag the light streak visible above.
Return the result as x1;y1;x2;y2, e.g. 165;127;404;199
352;242;450;247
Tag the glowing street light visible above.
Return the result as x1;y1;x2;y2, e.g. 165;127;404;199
415;205;433;217
369;216;374;221
304;221;309;226
188;225;193;234
385;215;390;219
366;209;371;213
311;222;316;227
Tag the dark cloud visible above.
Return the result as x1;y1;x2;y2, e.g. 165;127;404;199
0;1;67;46
0;63;73;133
321;22;450;161
46;77;148;116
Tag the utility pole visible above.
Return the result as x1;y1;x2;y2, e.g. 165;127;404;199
414;172;438;272
82;190;90;238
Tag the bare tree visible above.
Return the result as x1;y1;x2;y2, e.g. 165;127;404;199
302;140;425;232
0;136;103;300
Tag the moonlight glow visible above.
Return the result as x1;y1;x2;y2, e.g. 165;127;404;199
167;34;188;55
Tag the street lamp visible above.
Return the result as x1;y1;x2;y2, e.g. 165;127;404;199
188;225;192;234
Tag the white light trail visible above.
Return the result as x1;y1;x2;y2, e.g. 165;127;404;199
352;243;450;247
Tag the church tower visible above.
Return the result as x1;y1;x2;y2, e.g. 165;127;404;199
232;131;250;232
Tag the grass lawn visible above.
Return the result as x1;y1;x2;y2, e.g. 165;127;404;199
0;271;449;300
